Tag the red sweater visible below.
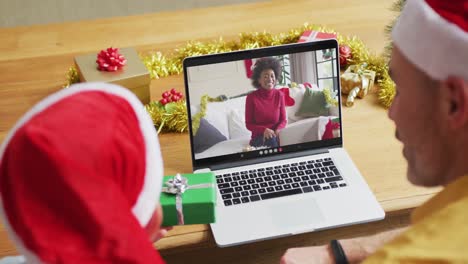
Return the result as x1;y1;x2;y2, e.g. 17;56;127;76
245;88;287;140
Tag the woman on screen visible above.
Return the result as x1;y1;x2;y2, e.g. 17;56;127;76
245;57;287;148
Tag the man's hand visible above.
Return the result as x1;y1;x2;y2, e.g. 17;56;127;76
280;245;333;264
151;226;173;243
146;204;174;243
264;128;276;140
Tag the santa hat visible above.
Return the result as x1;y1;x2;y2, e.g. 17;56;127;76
0;83;165;263
392;0;468;81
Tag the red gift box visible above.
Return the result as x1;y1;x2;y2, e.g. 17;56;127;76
298;30;336;43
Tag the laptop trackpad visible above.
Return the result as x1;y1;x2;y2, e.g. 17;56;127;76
269;198;325;230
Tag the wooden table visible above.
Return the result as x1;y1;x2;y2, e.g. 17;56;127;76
0;0;440;263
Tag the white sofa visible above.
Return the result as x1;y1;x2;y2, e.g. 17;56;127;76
193;86;338;160
278;115;332;146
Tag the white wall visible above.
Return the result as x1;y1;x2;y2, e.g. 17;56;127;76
187;60;254;107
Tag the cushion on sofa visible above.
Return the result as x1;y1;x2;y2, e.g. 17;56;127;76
228;109;251;139
193;118;227;154
204;101;230;138
295;88;329;118
285;85;306;122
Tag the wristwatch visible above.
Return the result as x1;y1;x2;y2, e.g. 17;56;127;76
330;239;349;264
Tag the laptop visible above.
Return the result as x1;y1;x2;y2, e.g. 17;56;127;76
183;39;385;247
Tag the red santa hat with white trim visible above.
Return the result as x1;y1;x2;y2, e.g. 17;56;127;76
392;0;468;81
0;82;165;263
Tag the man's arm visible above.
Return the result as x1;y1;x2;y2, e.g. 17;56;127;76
340;227;408;263
280;227;408;264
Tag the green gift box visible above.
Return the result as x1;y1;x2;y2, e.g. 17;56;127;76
160;173;216;226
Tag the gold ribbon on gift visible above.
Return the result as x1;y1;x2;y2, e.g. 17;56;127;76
161;174;214;225
340;63;376;107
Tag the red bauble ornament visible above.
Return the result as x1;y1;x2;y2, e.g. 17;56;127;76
338;45;352;67
96;47;127;72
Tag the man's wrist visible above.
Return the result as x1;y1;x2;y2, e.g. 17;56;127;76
329;240;349;264
326;228;406;263
339;239;371;264
326;242;337;263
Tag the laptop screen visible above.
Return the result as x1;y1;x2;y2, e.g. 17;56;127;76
184;40;342;168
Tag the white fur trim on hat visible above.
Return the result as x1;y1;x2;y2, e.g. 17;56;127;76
392;0;468;81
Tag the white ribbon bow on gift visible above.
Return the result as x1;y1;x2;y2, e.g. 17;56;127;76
161;173;214;225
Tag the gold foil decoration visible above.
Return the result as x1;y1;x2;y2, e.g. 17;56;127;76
340;64;376;107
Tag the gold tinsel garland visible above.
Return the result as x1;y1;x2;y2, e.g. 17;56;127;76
65;22;398;132
191;95;226;135
145;100;188;133
323;88;339;107
378;0;405;108
191;95;210;135
64;67;80;88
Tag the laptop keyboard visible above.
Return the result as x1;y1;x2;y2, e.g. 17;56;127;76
216;157;347;206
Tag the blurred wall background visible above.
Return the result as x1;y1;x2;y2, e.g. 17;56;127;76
0;0;261;28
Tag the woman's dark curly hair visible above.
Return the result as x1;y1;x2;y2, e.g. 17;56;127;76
251;57;283;89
